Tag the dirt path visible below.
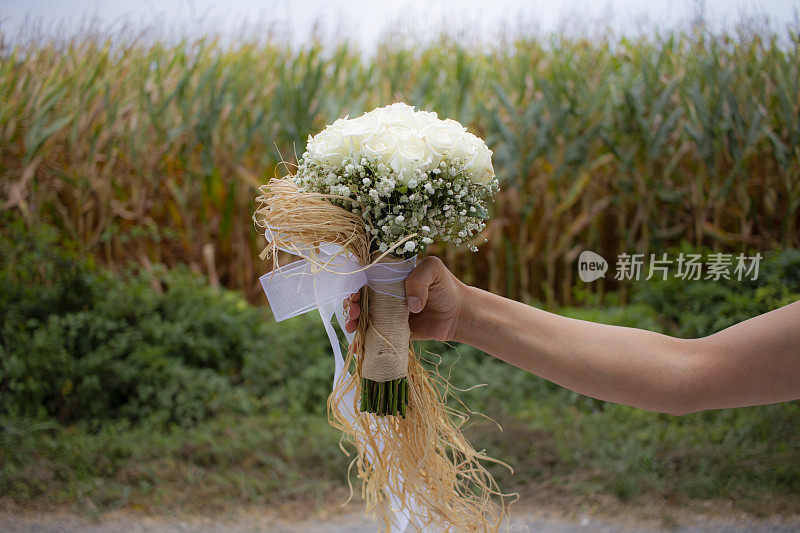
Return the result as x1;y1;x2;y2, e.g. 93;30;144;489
1;507;799;532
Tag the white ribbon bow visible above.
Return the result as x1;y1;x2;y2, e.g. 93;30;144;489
259;227;421;532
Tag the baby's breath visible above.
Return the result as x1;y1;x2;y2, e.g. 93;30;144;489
295;103;498;257
294;155;498;258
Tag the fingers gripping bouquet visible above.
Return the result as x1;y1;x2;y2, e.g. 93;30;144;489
255;103;511;531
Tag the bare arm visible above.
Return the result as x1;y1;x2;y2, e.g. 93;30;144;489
344;257;800;415
455;284;800;415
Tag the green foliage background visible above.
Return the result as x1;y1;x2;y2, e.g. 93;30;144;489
2;220;799;515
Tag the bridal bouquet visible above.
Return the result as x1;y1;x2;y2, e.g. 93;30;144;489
255;103;510;531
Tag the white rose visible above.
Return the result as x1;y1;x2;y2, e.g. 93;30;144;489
448;131;475;164
385;123;415;141
358;111;386;131
389;136;430;184
339;116;378;151
382;102;417;125
464;144;495;184
327;117;350;133
419;124;453;166
442;118;468;133
359;107;381;120
361;130;397;162
307;126;351;167
361;109;387;128
412;110;439;130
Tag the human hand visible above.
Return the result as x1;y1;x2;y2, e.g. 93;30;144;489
343;256;467;342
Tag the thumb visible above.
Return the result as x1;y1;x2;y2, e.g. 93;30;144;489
404;256;442;313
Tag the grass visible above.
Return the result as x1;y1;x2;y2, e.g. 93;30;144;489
3;374;798;519
1;413;348;515
2;228;798;519
471;400;800;516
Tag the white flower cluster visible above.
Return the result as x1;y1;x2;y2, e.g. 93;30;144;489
295;103;499;257
305;103;495;186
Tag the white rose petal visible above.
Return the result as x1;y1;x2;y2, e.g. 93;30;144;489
412;110;439;130
385;123;415;141
382;102;417;125
447;135;470;164
339;117;377;151
389;136;429;184
419;124;453;167
464;144;495;185
307;127;351;167
442;118;468;133
361;132;396;162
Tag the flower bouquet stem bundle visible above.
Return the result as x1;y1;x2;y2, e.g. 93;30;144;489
255;103;513;531
360;256;410;416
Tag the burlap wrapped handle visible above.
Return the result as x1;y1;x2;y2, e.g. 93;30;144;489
360;256;411;416
361;284;410;382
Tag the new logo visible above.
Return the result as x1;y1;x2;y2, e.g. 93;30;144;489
578;250;608;282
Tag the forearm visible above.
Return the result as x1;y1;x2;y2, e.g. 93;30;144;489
453;285;704;415
696;300;800;409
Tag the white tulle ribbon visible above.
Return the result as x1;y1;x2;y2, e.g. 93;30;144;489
258;227;420;532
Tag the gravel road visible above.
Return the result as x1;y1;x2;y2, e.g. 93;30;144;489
2;509;799;533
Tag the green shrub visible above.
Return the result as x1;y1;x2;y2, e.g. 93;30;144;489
2;220;799;512
0;220;334;426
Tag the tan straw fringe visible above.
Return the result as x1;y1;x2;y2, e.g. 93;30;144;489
254;177;516;531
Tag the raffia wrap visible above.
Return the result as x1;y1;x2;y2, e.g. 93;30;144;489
254;178;514;531
362;257;410;382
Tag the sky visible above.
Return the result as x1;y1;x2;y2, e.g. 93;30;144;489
1;0;799;51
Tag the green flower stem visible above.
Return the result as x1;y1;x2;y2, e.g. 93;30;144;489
393;379;399;414
360;377;409;417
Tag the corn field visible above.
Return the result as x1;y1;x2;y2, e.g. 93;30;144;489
1;27;799;305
